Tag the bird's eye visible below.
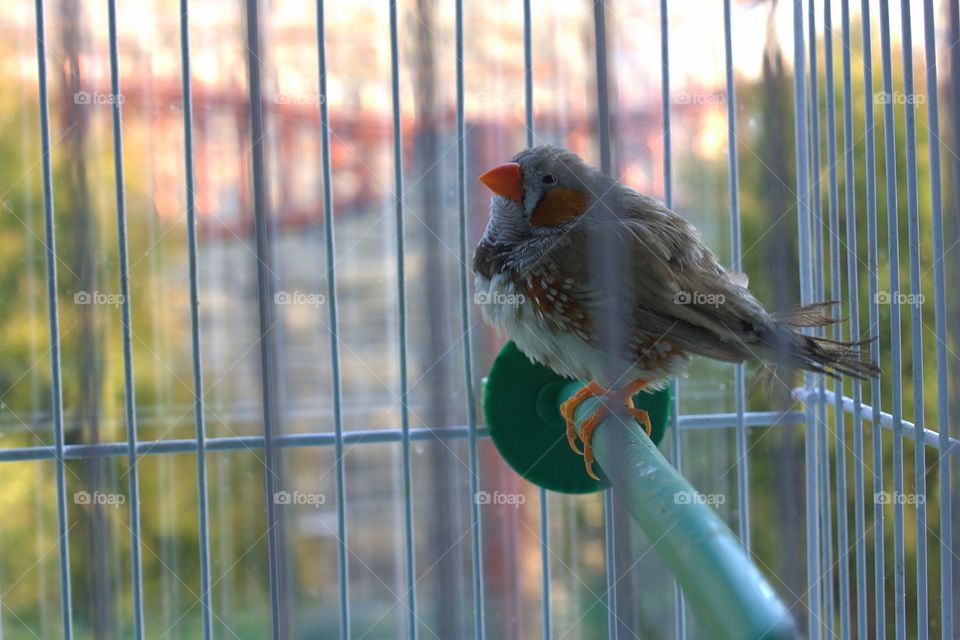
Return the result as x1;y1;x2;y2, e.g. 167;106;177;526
542;174;557;185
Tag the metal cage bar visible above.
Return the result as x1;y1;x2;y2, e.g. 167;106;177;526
387;2;418;636
792;2;823;638
857;2;887;635
798;391;960;455
176;2;214;636
806;6;834;635
242;1;284;636
839;1;868;636
31;1;74;637
823;2;846;632
829;0;854;634
807;17;834;620
897;3;930;638
877;2;908;637
105;2;145;636
455;1;486;636
657;2;687;637
519;3;553;638
590;6;620;639
314;2;351;637
0;413;812;464
919;0;955;636
722;0;750;555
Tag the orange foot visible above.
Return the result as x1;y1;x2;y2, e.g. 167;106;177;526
559;379;651;480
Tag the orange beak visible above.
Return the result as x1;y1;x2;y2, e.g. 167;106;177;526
479;162;523;203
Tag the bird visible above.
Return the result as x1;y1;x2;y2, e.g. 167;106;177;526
473;145;879;480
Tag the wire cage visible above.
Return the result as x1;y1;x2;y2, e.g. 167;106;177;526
0;0;958;639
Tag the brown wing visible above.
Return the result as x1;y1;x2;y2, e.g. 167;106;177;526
552;189;774;364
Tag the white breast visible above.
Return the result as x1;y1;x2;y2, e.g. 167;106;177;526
475;273;606;382
475;273;690;388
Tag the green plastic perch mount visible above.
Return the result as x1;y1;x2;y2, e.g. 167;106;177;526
483;342;799;640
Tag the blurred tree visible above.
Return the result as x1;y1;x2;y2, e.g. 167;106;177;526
54;0;118;635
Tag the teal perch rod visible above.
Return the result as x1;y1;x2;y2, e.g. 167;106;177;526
561;382;799;640
483;342;799;639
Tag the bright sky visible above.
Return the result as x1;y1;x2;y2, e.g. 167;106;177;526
645;0;928;84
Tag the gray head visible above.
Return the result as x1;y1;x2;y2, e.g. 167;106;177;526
478;145;616;245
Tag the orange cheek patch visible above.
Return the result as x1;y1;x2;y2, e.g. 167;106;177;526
530;187;588;227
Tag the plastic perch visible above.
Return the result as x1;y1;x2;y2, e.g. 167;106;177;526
560;382;799;640
483;342;798;639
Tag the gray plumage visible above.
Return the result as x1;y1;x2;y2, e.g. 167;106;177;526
474;145;879;387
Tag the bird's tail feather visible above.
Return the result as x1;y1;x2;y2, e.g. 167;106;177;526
765;301;880;380
770;301;843;328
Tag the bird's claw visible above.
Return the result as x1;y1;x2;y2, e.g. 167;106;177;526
627;407;652;436
579;409;607;481
560;382;608;456
560;399;583;455
565;418;583;455
559;380;650;480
